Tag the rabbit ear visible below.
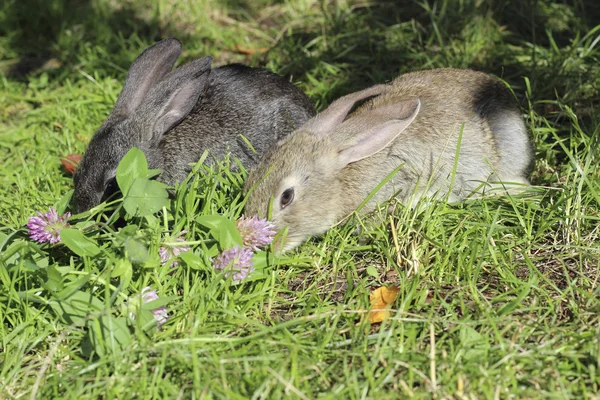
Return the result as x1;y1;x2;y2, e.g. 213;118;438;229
113;38;183;116
135;56;213;144
311;85;388;136
336;98;421;166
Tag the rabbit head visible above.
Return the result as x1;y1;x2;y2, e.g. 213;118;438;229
73;38;212;212
244;85;421;251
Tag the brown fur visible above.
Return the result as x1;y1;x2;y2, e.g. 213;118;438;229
244;69;533;251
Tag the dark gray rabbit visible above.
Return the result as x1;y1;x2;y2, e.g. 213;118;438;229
73;38;315;212
244;69;534;251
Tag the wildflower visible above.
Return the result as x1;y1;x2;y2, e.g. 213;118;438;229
27;207;71;244
141;287;168;327
213;245;254;281
159;231;190;268
236;216;276;251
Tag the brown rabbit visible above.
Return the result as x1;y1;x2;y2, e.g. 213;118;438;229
244;69;534;251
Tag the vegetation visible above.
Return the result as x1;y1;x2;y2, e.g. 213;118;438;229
1;0;599;398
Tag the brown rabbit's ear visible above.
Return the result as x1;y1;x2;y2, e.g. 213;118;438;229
336;98;421;167
311;85;388;136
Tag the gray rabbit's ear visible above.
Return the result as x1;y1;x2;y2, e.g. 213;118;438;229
336;98;421;167
136;56;213;144
311;84;388;136
113;38;183;116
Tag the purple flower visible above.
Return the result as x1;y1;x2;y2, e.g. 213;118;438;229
236;216;276;251
141;287;168;327
27;207;71;244
213;246;255;281
159;231;190;268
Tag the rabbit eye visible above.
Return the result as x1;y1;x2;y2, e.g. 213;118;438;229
101;177;119;201
280;188;295;209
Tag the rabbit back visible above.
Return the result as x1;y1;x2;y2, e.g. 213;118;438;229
344;68;532;207
158;64;316;185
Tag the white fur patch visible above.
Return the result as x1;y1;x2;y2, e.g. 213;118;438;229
488;111;532;180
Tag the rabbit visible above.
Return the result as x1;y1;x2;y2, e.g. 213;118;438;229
243;68;534;251
73;37;315;213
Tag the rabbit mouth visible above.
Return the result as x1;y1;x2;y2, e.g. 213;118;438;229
272;232;306;253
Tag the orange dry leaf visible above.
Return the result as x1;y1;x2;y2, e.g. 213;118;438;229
61;154;82;175
232;44;269;55
368;286;400;324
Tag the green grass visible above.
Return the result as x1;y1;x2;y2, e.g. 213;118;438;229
2;0;600;398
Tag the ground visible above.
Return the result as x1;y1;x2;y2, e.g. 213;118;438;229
1;0;599;398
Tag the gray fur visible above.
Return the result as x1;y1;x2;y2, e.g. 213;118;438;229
73;38;316;212
244;68;534;251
